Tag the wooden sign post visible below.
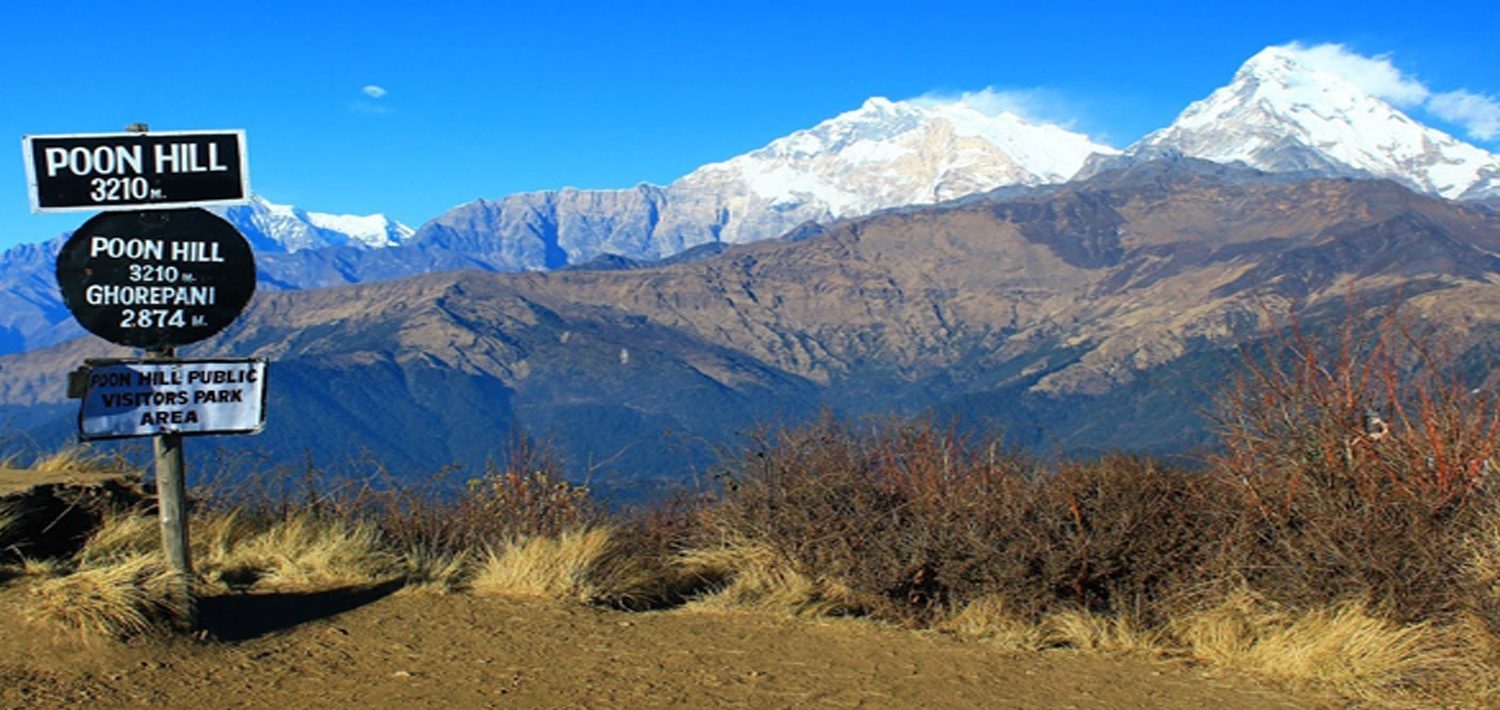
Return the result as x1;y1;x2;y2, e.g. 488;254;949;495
150;345;194;626
25;122;261;630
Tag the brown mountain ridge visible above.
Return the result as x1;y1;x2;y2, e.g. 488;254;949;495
4;159;1500;495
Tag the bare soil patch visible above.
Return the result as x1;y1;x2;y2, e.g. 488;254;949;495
0;587;1332;708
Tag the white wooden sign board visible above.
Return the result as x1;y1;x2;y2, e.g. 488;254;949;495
78;359;267;440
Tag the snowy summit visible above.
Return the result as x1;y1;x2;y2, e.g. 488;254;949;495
669;96;1118;243
216;196;416;253
1138;43;1500;200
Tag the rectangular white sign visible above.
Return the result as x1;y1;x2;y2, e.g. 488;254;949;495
78;359;267;440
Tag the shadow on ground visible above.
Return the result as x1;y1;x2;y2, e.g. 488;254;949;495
199;580;403;642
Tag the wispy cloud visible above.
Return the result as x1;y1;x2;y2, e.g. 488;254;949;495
351;84;392;114
911;87;1088;130
1275;42;1500;142
1428;90;1500;141
1276;42;1429;107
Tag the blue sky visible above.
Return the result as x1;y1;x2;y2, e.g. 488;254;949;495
3;0;1498;249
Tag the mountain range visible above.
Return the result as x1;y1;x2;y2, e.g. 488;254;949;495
5;158;1500;496
6;44;1500;357
3;44;1500;494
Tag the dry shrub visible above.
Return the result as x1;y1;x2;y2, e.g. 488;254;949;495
1002;456;1223;623
1208;472;1484;624
459;501;693;606
709;418;1214;625
187;438;599;594
26;554;185;637
598;493;712;609
1211;308;1500;621
0;451;146;562
1176;592;1489;702
341;442;601;554
192;511;260;574
707;418;1016;622
1216;309;1498;510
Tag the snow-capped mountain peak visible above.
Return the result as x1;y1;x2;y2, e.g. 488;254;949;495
305;211;415;249
1138;43;1500;199
216;196;415;253
666;96;1118;244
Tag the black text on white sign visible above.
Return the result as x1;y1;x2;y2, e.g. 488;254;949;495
78;359;268;440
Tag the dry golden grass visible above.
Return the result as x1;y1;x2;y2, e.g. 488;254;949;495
0;503;21;584
78;513;157;564
0;501;20;536
1467;501;1500;614
1043;610;1164;655
210;514;398;590
75;511;400;593
472;528;616;602
17;509;424;638
398;546;472;595
19;446;125;475
937;595;1047;651
25;553;185;637
677;539;866;617
17;556;67;578
1174;592;1491;703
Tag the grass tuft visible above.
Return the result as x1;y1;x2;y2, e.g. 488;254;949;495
0;501;20;537
1468;499;1500;618
1176;593;1485;701
1042;610;1163;654
18;556;67;578
211;514;399;591
26;554;184;637
938;595;1047;651
78;513;157;564
678;538;867;617
472;528;616;602
398;546;471;595
22;446;125;475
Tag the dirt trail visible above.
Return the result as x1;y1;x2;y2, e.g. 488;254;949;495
0;588;1334;708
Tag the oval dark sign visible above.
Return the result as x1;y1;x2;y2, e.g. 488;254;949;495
55;208;256;349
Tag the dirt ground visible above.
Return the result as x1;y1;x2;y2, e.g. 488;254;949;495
0;585;1337;709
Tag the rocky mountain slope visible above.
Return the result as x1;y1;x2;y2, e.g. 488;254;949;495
0;99;1110;355
409;97;1115;272
6;161;1499;494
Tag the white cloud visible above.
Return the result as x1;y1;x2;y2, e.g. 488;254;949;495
912;87;1083;128
362;84;388;99
1268;42;1499;143
1274;42;1430;107
1427;89;1500;141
